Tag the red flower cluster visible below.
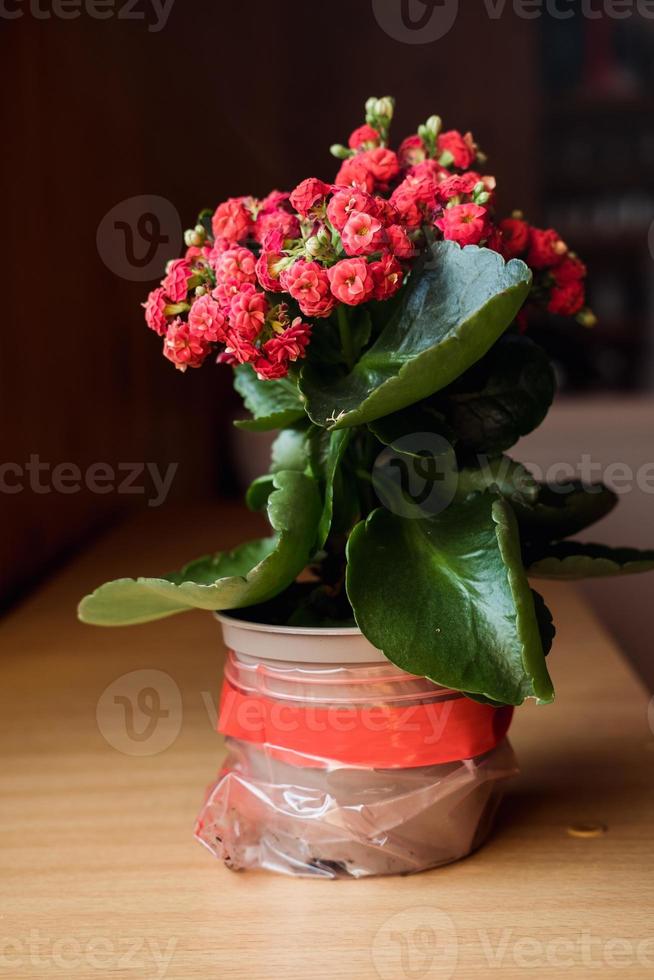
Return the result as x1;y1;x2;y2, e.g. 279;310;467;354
143;193;311;379
143;96;593;381
491;216;590;321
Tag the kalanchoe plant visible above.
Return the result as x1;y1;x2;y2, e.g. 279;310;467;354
79;96;654;707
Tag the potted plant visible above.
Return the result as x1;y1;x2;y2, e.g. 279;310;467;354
80;96;654;878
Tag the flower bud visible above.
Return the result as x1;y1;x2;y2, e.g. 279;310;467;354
305;236;323;257
184;228;204;248
365;95;395;132
374;96;395;121
330;143;353;160
194;285;207;297
365;96;378;118
425;115;442;138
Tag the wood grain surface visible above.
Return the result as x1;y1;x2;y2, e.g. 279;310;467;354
1;503;653;979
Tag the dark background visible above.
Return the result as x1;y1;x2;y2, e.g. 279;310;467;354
3;0;654;608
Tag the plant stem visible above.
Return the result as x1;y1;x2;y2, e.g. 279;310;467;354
337;305;355;371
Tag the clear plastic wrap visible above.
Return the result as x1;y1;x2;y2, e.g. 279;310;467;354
195;618;518;878
195;737;517;878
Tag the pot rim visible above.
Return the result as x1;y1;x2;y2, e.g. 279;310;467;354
215;611;390;664
215;610;362;637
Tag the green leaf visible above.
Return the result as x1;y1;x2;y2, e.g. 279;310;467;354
514;482;617;542
457;456;540;506
437;334;555;454
233;364;306;431
527;541;654;580
346;494;553;706
308;428;353;548
78;471;321;626
300;243;532;430
270;426;310;472
245;475;275;512
531;589;556;655
464;587;556;707
246;426;311;511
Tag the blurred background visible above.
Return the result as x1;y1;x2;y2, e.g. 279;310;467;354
2;1;654;679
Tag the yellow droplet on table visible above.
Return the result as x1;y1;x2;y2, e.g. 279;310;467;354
566;823;607;839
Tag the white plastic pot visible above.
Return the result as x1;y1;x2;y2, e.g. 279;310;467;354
194;614;517;878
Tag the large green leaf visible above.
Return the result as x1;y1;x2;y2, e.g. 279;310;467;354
78;471;321;626
346;493;553;706
300;243;532;430
514;481;617;542
233;365;306;431
528;541;654;580
437;334;555;454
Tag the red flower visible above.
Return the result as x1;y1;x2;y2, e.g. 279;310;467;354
263;318;312;365
348;124;380;149
224;329;258;364
327;258;374;306
398;135;426;168
188;294;228;344
162;259;192;303
259;189;291;213
552;255;587;283
214;245;257;286
385;224;415;260
389;182;424;229
437;130;478;169
436;172;482;203
370;252;404;301
142;286;168;336
229;284;268;340
252;357;288;380
362;147;400;185
527;228;567;269
341;210;384;257
435;204;489;246
255;251;286;293
212;278;241;311
407;158;450;182
254;208;300;245
335;149;399;193
280;259;336;318
498;218;530;259
334;156;375;193
327;188;379;232
548;280;585;316
163;318;210;372
211;197;253;243
289;178;331;218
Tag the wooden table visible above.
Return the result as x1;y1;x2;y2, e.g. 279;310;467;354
2;504;654;979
